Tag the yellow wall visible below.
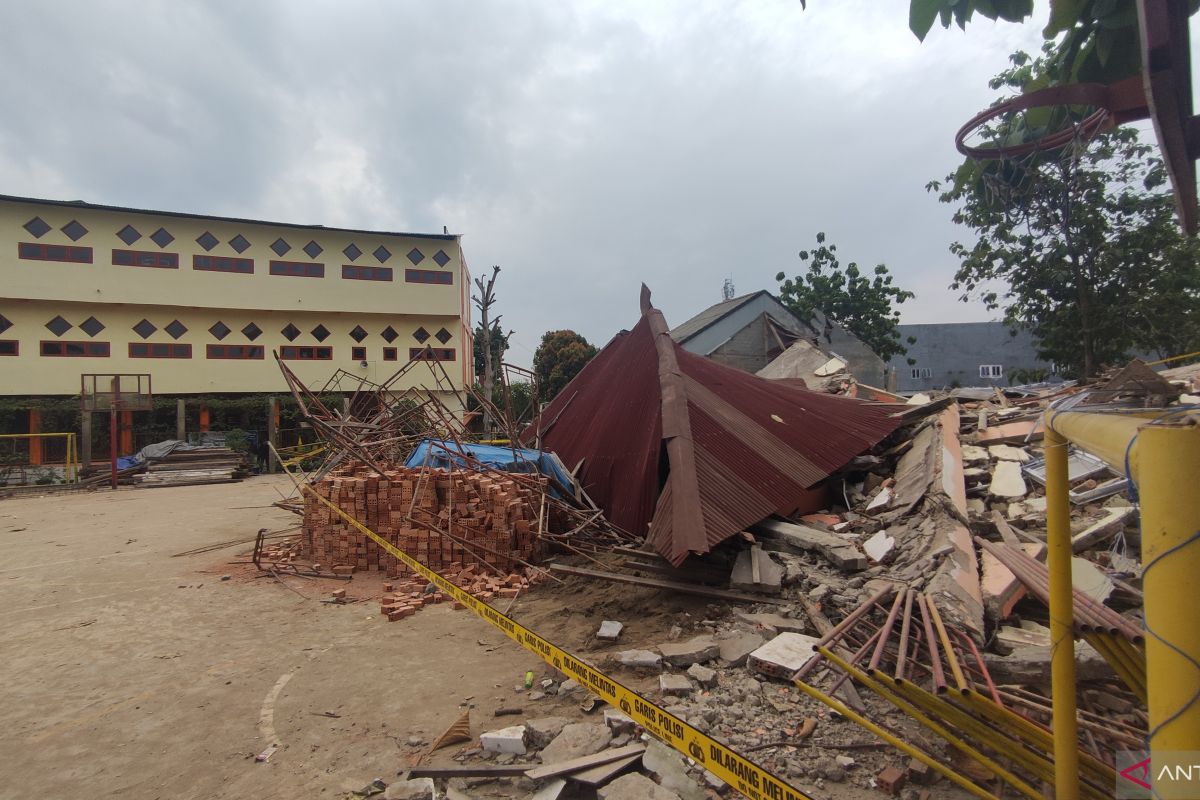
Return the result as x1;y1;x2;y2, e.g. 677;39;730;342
0;197;474;396
0;300;468;395
0;198;464;316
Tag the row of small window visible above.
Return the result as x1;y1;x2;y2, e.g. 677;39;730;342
24;215;454;267
909;365;1005;380
17;245;453;284
0;340;456;362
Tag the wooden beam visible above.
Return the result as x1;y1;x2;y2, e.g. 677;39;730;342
524;744;647;782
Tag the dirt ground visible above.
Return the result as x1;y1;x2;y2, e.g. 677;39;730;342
0;476;561;799
0;476;969;800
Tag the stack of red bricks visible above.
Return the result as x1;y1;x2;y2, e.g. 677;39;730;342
302;465;558;577
377;565;548;621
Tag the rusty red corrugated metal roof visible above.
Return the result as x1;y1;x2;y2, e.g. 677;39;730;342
525;287;902;565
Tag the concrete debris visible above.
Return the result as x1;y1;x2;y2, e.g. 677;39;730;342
865;485;894;512
613;650;662;671
596;620;624;641
1071;506;1136;553
530;778;568;800
862;529;896;563
717;631;766;666
988;460;1027;498
523;717;571;749
988;444;1031;462
480;724;527;754
732;611;808;636
539;722;613;764
751;518;867;571
1071;556;1115;603
747;632;820;678
730;546;783;594
657;635;719;667
642;739;707;800
382;778;434;800
659;674;693;696
602;708;637;736
685;663;718;688
597;772;682;800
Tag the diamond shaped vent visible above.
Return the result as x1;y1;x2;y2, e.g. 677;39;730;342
165;320;188;339
132;319;157;339
196;231;219;251
23;217;51;238
349;325;368;343
242;322;262;341
413;327;430;344
281;323;300;342
433;249;450;267
45;315;72;336
303;240;323;259
209;321;231;340
434;327;452;345
343;243;362;261
117;224;142;245
0;314;11;334
380;325;399;343
270;238;291;257
61;220;88;241
229;234;250;253
150;227;174;248
311;324;330;342
373;245;391;263
80;316;105;337
406;247;425;265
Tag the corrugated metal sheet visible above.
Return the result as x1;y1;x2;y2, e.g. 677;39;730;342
526;289;902;565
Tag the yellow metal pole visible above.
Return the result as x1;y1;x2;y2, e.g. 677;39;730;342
1137;420;1200;754
1043;420;1080;800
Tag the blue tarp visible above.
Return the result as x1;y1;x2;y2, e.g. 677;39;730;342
404;439;573;495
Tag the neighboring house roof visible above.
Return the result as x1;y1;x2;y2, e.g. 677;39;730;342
525;286;901;566
670;290;813;344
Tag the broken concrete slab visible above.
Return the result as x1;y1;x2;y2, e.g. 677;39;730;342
984;640;1111;684
729;547;783;595
603;708;636;736
539;722;613;764
383;778;435;800
659;674;693;696
657;635;719;667
748;632;820;678
961;444;989;464
598;773;682;800
988;444;1031;462
862;529;896;563
732;611;808;636
596;620;624;641
642;739;707;800
530;778;568;800
686;663;717;688
480;725;527;754
751;518;867;571
569;753;643;787
995;619;1052;651
717;631;766;666
989;460;1027;498
865;485;894;512
1071;506;1136;553
613;650;662;671
1072;556;1115;603
524;716;572;749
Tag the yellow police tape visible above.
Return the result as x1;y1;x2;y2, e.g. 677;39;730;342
285;466;812;800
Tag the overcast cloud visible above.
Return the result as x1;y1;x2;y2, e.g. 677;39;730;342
0;1;1051;366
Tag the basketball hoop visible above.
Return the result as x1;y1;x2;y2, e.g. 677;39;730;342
955;75;1150;160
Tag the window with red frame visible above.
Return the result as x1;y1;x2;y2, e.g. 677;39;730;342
40;340;109;357
207;344;264;359
409;347;455;361
279;346;332;360
113;249;178;269
19;243;92;263
383;347;397;361
129;342;191;358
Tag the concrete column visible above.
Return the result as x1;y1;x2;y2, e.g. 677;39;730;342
81;411;92;467
28;408;42;465
266;396;280;473
175;398;186;441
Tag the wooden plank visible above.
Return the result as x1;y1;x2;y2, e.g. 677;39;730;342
525;744;647;781
408;764;530;778
547;565;785;605
567;753;643;786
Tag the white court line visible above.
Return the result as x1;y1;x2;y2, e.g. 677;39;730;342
258;671;295;748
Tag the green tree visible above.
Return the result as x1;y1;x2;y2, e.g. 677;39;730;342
774;232;915;362
473;320;510;383
533;331;598;401
930;49;1200;377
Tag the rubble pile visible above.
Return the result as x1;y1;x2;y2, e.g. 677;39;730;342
303;466;564;577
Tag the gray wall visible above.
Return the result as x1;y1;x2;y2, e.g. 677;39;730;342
888;322;1056;392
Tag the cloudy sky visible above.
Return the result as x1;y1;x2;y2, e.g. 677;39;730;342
0;1;1057;366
